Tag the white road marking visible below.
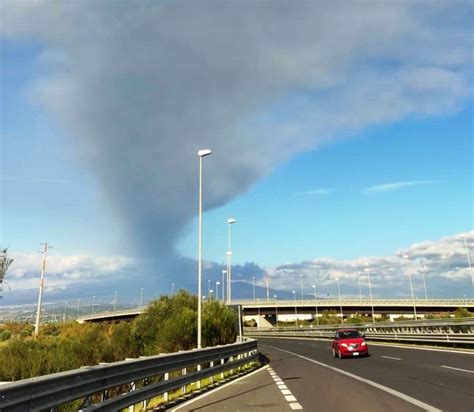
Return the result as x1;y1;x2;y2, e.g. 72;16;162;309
440;365;474;374
266;345;441;412
268;368;303;409
381;356;402;361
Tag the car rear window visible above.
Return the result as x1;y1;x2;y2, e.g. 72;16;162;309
340;330;360;339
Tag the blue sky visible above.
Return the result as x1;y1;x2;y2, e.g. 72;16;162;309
1;2;472;303
181;105;473;266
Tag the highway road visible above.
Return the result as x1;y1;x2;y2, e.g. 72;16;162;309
176;337;473;411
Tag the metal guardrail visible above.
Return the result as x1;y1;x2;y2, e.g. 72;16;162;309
245;320;474;346
235;298;474;307
0;339;259;411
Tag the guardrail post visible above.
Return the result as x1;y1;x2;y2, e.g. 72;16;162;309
209;361;214;384
196;364;201;389
128;382;136;412
220;358;225;379
163;372;169;402
230;356;234;375
182;368;187;393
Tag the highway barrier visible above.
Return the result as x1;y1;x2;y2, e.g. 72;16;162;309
0;339;259;411
245;319;474;346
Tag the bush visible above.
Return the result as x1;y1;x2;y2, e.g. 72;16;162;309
0;291;238;381
454;307;471;318
0;330;11;341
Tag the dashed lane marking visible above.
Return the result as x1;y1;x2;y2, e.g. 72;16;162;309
440;365;474;374
268;367;303;410
381;356;402;361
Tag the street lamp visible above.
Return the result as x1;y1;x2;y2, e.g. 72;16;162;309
252;276;256;301
312;284;319;326
114;291;118;312
171;282;175;296
197;148;212;349
91;295;96;316
364;268;376;323
274;294;278;327
402;255;417;320
208;279;211;297
221;270;226;303
336;278;343;324
292;290;298;326
227;218;236;304
357;271;363;303
216;281;220;301
300;274;304;300
419;265;428;301
140;287;144;307
461;234;473;294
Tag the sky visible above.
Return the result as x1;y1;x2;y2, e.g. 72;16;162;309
0;1;473;305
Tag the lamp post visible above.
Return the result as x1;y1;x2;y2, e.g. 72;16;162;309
312;284;319;326
357;272;362;303
227;218;236;304
300;274;304;300
197;148;212;349
336;278;343;324
252;276;255;301
91;295;96;316
216;281;220;301
208;279;211;297
113;291;118;312
292;290;298;326
274;294;278;327
265;277;270;302
140;287;144;307
221;270;226;303
460;234;473;294
171;282;175;296
402;255;417;320
364;268;376;323
419;265;428;301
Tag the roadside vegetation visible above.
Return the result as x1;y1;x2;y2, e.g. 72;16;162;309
0;290;237;381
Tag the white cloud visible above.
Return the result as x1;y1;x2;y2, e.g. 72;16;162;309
6;251;134;291
263;231;473;298
365;180;437;193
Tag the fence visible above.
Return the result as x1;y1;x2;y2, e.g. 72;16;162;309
0;339;259;411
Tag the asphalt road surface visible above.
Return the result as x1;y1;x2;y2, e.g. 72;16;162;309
173;338;473;411
258;337;473;412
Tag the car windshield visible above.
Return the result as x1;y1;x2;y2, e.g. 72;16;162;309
339;330;360;339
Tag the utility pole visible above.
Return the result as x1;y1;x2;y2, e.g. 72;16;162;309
35;242;51;337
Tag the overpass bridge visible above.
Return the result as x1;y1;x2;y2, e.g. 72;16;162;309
76;298;474;324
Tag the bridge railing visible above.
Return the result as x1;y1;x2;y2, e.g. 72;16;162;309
235;298;474;307
245;320;474;345
0;339;259;411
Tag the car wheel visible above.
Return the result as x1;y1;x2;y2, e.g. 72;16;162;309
338;349;343;359
332;348;337;358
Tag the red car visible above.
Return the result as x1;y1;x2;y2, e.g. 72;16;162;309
332;328;369;358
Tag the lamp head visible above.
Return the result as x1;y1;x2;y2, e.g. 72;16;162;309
227;218;236;224
197;149;212;157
